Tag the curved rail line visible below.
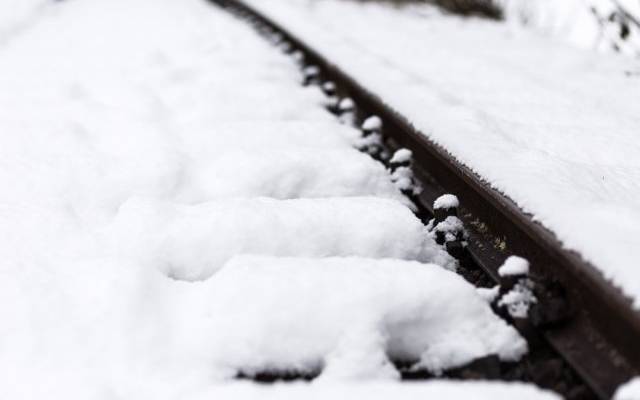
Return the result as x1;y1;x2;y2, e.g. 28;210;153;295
210;1;640;397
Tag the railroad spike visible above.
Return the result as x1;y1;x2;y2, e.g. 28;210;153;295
321;81;336;97
389;148;412;171
361;115;382;136
433;193;459;225
337;97;357;125
322;82;340;113
492;257;538;332
302;65;321;86
279;41;293;54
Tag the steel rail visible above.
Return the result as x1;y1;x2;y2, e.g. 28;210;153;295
210;0;640;397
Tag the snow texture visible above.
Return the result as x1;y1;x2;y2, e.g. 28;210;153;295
170;148;407;202
107;196;455;281
497;257;536;318
390;148;413;164
477;286;501;303
434;216;466;243
338;97;355;111
204;256;527;378
390;166;418;194
323;81;336;93
499;256;530;276
434;194;460;210
244;0;640;308
497;279;537;319
304;65;320;77
362;115;383;131
0;0;539;398
615;377;640;400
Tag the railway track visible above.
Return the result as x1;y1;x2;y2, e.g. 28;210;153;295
211;0;640;398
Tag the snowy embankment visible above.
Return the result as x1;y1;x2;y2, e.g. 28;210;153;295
498;0;640;56
244;0;640;308
0;0;546;398
0;0;57;45
616;377;640;400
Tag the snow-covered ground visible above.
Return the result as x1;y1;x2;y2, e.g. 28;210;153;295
0;0;57;45
243;0;640;308
616;377;640;399
0;0;553;398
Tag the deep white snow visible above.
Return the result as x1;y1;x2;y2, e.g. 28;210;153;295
615;376;640;400
362;115;383;131
243;0;640;307
0;0;56;45
107;196;455;281
203;256;527;378
390;148;412;164
0;0;550;398
497;279;537;319
499;256;530;276
433;216;466;243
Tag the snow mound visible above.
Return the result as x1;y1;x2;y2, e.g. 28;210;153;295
497;279;537;319
433;216;466;243
615;377;640;400
0;0;536;397
178;148;406;202
303;65;320;77
338;97;355;111
434;194;460;210
108;196;456;280
390;148;412;164
0;0;53;45
498;256;530;276
362;115;382;131
180;121;360;152
203;256;527;377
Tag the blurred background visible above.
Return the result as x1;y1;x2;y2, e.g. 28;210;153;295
351;0;640;56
